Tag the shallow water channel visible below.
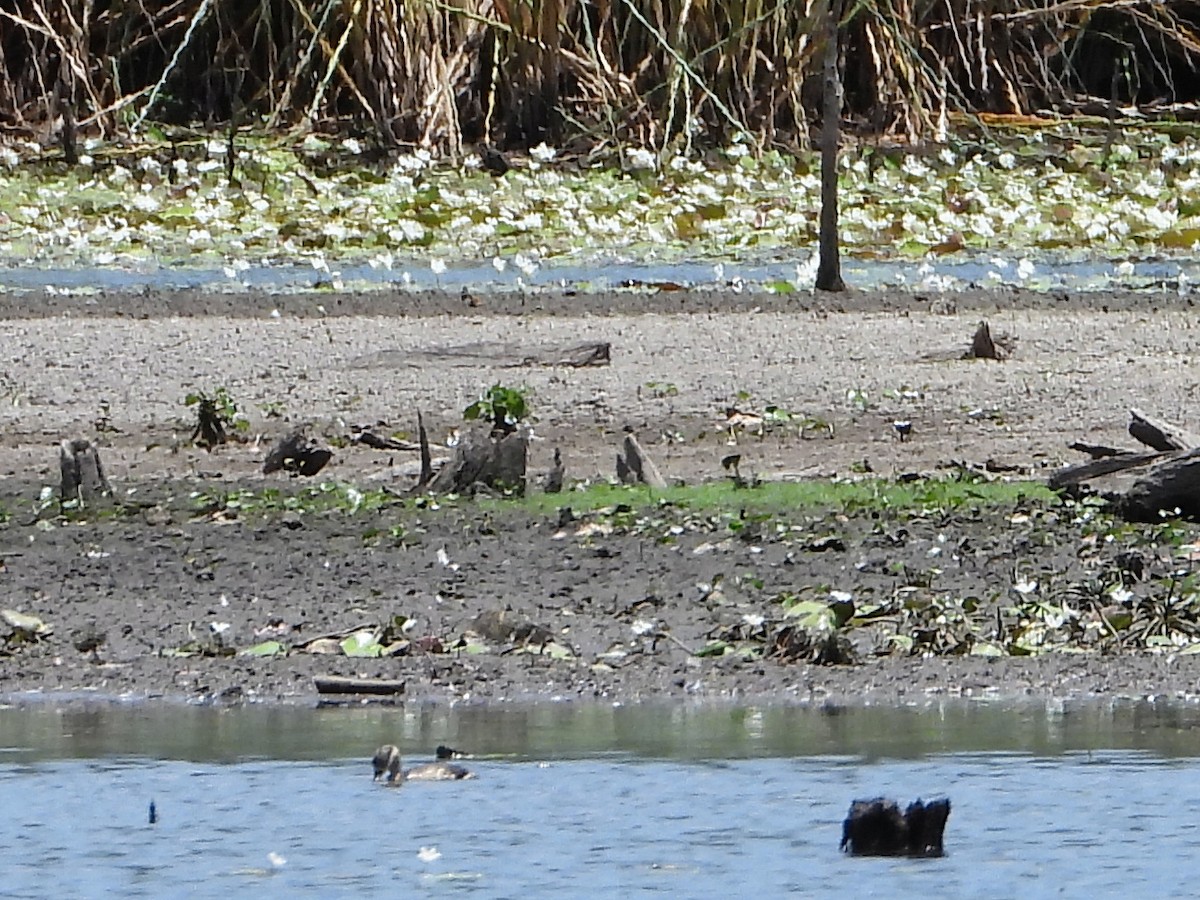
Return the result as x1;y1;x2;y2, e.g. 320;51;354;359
3;699;1200;898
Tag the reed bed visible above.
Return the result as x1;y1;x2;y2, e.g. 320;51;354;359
1;0;1199;155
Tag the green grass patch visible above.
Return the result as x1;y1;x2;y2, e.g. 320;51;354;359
490;475;1058;518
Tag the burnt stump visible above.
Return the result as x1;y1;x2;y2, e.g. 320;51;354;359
840;797;951;858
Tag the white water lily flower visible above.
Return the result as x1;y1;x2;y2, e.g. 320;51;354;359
1109;587;1134;604
389;220;426;243
625;147;656;171
514;252;538;278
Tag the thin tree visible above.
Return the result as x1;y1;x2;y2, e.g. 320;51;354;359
815;0;846;292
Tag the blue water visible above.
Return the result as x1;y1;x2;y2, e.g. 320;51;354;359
2;701;1199;898
4;751;1196;898
1;253;1196;295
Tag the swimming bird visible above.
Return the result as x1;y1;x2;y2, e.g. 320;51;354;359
371;745;475;785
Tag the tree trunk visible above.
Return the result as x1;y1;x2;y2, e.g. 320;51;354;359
815;0;845;293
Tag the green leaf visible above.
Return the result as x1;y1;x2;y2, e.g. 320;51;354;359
695;640;730;657
514;641;574;660
240;640;285;657
782;599;837;633
341;630;384;657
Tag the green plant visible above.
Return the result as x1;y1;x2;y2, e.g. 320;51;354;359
464;384;531;434
185;387;248;448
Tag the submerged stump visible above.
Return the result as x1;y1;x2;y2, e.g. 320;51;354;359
840;797;951;858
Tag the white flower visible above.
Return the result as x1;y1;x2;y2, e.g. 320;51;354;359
625;147;657;171
514;252;538;278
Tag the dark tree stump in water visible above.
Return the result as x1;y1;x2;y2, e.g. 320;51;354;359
59;439;112;505
262;429;333;477
840;797;951;857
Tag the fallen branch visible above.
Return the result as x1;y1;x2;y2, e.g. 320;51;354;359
313;676;405;696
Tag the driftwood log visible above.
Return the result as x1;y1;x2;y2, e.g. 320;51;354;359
59;439;112;505
616;434;667;489
1128;408;1200;452
1117;448;1200;522
313;676;405;696
262;429;333;477
350;341;611;370
1055;410;1200;521
841;798;951;858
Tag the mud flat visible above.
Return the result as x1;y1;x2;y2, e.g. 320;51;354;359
2;285;1199;706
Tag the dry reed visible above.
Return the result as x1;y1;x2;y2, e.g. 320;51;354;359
1;0;1198;154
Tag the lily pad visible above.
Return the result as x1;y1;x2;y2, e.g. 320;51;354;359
340;630;384;658
2;609;52;638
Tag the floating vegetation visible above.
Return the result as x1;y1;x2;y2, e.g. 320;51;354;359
2;128;1200;278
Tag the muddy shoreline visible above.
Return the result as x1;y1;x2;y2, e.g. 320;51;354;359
3;285;1200;707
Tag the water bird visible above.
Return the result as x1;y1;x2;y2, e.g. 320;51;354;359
372;745;475;784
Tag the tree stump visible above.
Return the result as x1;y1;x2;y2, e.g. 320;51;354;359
426;424;528;495
262;429;333;477
840;797;951;857
543;448;565;493
616;434;667;489
59;439;112;505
